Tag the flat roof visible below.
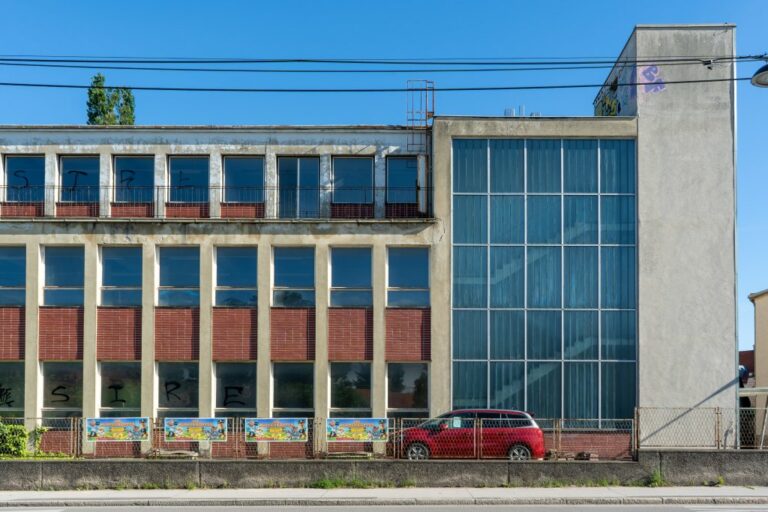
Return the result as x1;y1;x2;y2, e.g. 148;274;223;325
0;124;414;131
749;289;768;303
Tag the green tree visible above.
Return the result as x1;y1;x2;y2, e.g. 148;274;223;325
86;74;135;125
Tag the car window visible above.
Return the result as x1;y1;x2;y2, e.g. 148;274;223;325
497;413;533;427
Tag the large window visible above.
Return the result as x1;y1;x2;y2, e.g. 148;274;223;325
158;247;199;306
216;247;257;307
224;156;264;203
60;156;99;203
278;157;319;218
330;247;372;307
114;156;154;203
273;247;314;307
387;363;428;418
5;155;44;203
100;362;141;417
101;247;142;306
0;362;24;417
42;362;82;418
215;363;256;417
387;247;429;307
333;157;373;204
387;156;418;204
330;363;371;417
157;362;198;417
0;246;25;306
452;138;637;421
273;363;313;417
44;246;84;306
169;156;208;203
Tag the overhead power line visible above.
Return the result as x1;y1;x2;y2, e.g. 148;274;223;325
0;76;750;94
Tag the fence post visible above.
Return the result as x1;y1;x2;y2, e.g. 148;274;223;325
715;407;722;449
632;408;639;456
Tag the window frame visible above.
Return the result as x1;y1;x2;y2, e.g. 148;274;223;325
332;156;374;205
112;155;155;204
272;362;314;418
272;246;315;308
41;361;83;418
386;362;429;418
3;154;45;203
100;246;143;307
99;361;142;417
222;155;265;204
214;246;258;307
277;156;320;219
329;362;372;417
157;361;199;417
157;246;200;307
43;245;85;307
214;362;257;417
329;246;373;308
0;361;25;416
58;155;100;204
386;156;419;205
386;246;430;308
0;246;26;306
167;155;210;204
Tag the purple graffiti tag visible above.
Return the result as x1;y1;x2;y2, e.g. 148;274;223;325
641;65;665;93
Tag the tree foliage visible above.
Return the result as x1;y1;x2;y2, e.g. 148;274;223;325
86;73;135;125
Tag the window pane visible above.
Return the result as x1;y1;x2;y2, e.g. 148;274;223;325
274;247;314;288
0;362;24;411
331;248;371;288
60;156;99;202
490;247;524;308
564;196;598;244
331;363;371;409
601;247;636;308
453;139;487;193
490;362;524;410
298;158;320;218
274;363;313;409
490;310;524;359
217;247;257;287
224;157;264;203
278;157;299;218
527;196;560;244
602;311;637;360
490;139;524;193
331;290;372;307
169;157;209;202
159;247;199;287
527;311;561;360
158;289;199;307
100;362;141;410
273;289;315;307
216;363;256;410
5;156;44;202
333;158;373;204
527;362;560;419
564;362;598;419
43;362;83;409
564;311;598;360
388;248;428;288
387;157;418;203
388;363;428;410
527;247;561;308
602;362;636;419
563;140;597;193
216;290;257;307
453;195;486;244
0;246;25;287
564;246;598;308
0;290;25;306
158;362;198;409
114;156;154;202
387;290;429;307
45;246;84;287
102;289;142;307
527;140;560;193
102;247;142;287
601;196;636;245
44;289;84;306
453;361;487;409
453;246;486;308
453;310;487;359
600;140;636;193
490;196;524;244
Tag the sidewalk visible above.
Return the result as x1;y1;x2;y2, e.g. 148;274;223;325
2;487;768;506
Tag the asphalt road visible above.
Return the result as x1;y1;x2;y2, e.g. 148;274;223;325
4;506;768;511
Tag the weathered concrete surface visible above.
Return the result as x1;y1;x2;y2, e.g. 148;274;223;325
659;450;768;486
0;461;40;490
356;460;509;487
39;460;199;490
199;460;355;488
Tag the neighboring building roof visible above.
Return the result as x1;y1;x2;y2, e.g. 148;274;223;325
0;124;413;132
749;289;768;303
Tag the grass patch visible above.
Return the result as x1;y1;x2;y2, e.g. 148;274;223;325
646;469;665;487
309;477;380;489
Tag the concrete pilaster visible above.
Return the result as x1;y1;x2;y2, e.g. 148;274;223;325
371;243;387;453
313;243;329;446
264;150;277;219
140;241;156;453
98;152;112;218
23;242;41;427
153;154;166;219
319;155;332;218
199;241;214;417
374;150;386;219
44;152;57;217
81;241;99;454
256;241;272;455
208;152;222;219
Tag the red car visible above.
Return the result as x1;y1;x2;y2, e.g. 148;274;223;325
401;409;545;461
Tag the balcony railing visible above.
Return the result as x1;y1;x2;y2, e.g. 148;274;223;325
0;186;433;220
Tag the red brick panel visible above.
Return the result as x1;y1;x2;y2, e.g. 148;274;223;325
212;307;258;361
39;307;83;360
0;307;24;360
93;442;142;458
270;308;315;361
55;203;99;217
330;203;374;219
385;203;425;219
97;307;142;360
165;203;210;218
385;308;431;361
110;203;154;218
155;308;199;360
220;203;265;219
0;203;44;218
328;308;373;361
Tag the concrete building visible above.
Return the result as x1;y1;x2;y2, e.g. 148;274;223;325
0;25;738;444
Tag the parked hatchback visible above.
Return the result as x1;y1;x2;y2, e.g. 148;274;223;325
401;409;545;461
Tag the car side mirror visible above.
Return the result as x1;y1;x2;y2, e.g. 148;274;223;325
438;422;448;431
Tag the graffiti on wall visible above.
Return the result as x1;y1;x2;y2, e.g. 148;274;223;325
594;63;666;116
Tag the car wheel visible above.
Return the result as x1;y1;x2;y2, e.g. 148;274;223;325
406;442;430;460
508;444;531;461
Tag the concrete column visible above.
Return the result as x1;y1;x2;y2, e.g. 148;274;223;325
371;243;387;454
199;241;214;417
81;240;99;454
153;154;167;219
264;149;277;219
373;150;386;219
313;242;330;451
44;152;57;217
209;151;222;219
98;152;112;218
319;155;332;218
140;241;157;453
24;242;41;428
256;241;272;456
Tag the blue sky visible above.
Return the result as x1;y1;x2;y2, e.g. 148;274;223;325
1;0;766;349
